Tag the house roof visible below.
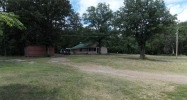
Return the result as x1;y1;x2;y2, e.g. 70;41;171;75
71;42;94;49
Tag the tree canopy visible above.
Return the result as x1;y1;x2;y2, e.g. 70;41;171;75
0;12;25;35
0;0;72;55
1;0;187;58
6;0;71;46
117;0;176;59
83;3;113;54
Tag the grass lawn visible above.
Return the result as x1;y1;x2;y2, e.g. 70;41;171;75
0;54;187;100
70;54;187;75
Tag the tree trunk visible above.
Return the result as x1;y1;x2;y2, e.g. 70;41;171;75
139;44;146;59
98;39;101;54
4;40;7;56
4;46;7;56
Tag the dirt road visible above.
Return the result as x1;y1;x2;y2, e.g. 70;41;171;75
50;57;187;84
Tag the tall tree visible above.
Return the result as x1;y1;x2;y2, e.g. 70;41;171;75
178;21;187;54
83;3;113;54
0;12;25;56
6;0;71;54
58;9;83;51
118;0;176;59
108;11;138;54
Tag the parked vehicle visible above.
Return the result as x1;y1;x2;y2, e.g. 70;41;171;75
60;48;71;55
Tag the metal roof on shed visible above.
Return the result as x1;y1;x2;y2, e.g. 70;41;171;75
71;42;94;49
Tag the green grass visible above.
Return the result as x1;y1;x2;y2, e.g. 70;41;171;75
164;85;187;100
0;58;85;100
1;55;187;100
69;54;187;75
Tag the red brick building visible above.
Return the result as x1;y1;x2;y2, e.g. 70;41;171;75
24;46;54;57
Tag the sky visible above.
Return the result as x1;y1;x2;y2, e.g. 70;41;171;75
70;0;187;22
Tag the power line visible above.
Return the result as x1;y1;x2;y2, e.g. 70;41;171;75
62;35;109;37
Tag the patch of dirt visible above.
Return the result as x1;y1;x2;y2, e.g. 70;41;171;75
27;61;35;64
0;59;35;64
50;57;187;84
0;59;26;62
49;57;70;63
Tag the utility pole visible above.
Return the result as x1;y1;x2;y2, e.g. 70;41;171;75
176;22;178;59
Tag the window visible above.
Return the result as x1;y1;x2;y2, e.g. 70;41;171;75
80;48;82;52
89;48;96;51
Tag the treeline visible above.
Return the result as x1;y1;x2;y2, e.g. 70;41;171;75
0;0;82;56
0;0;187;58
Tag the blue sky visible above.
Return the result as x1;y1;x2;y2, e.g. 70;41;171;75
70;0;187;22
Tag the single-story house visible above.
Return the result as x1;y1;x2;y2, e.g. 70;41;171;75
71;42;108;54
24;46;54;57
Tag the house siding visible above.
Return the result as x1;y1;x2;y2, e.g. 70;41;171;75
71;43;108;54
72;47;107;54
101;47;108;54
72;48;88;54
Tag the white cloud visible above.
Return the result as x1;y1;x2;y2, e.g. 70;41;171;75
71;0;187;22
178;9;187;22
167;4;183;15
167;2;187;22
164;0;184;4
105;0;124;11
78;0;98;16
77;0;123;16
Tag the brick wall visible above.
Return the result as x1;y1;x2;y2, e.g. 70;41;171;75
25;46;54;57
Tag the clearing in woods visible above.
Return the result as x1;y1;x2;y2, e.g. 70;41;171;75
50;55;187;84
1;54;187;100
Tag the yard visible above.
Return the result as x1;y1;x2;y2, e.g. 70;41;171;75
1;54;187;100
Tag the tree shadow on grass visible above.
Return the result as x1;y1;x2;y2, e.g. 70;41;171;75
146;58;172;62
0;84;59;100
119;56;172;62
